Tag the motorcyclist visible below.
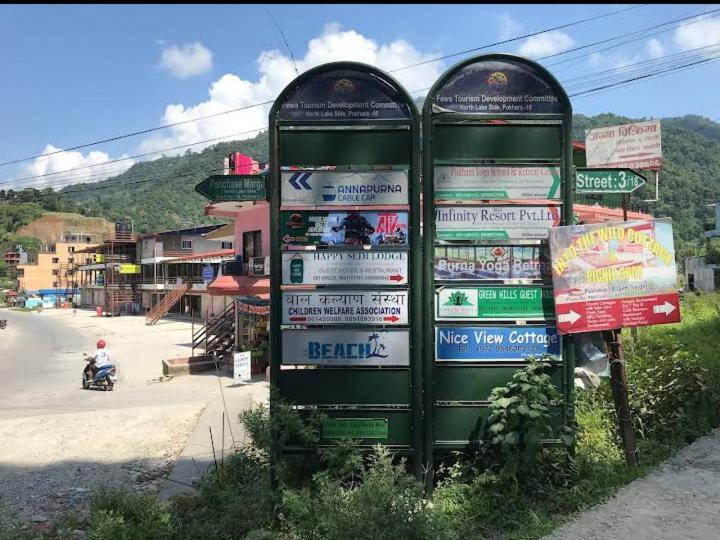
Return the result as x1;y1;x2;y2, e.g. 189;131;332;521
86;339;111;381
331;211;375;245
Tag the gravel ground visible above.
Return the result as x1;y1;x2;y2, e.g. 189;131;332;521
546;427;720;539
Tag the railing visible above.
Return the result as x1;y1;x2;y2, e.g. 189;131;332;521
145;282;192;325
192;300;236;357
104;231;136;242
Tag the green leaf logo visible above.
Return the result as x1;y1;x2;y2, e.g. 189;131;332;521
445;291;472;306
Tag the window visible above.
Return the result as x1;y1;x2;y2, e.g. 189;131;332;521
181;240;192;250
52;257;60;264
68;246;75;253
68;257;74;263
52;270;59;276
221;241;233;250
243;230;262;262
52;282;59;288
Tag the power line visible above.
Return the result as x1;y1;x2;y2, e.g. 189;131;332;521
0;3;648;169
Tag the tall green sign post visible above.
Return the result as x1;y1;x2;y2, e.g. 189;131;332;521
268;63;423;473
422;54;575;487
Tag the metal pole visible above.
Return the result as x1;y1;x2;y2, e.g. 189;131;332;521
604;328;638;466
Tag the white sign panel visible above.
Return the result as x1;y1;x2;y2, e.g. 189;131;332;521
585;120;662;170
435;165;561;200
282;329;410;366
282;290;409;325
435;205;561;240
281;170;409;206
282;251;408;285
233;351;252;384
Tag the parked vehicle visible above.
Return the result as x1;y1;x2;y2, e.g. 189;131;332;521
0;320;6;329
82;354;117;391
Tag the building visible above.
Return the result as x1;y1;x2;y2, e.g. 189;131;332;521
684;202;720;293
16;234;99;306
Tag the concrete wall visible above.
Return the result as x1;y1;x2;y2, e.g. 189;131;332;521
685;256;719;292
18;242;96;293
232;203;270;258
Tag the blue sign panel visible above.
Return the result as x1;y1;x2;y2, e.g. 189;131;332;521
202;265;215;281
435;326;561;362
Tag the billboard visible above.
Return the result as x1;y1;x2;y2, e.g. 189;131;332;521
434;165;561;200
282;290;408;325
435;205;561;240
585;120;662;170
433;245;551;281
435;326;561;362
549;218;680;334
281;170;408;206
282;251;408;285
282;329;410;366
436;286;555;320
281;210;408;246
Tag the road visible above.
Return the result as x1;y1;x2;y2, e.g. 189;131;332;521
0;308;266;526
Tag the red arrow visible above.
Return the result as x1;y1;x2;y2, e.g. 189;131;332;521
289;316;307;322
383;315;400;323
388;274;404;282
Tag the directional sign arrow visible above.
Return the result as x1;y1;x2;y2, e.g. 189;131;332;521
558;310;582;325
575;168;647;194
383;315;400;323
282;235;294;244
195;174;267;202
652;301;676;316
388;274;404;282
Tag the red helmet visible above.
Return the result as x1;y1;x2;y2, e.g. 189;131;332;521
96;339;106;349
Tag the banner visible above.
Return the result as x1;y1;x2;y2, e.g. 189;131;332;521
282;290;408;325
281;210;408;246
435;205;561;240
550;218;680;333
436;286;555;320
433;245;551;281
281;170;408;205
435;326;561;362
585;120;662;170
282;329;409;366
283;251;408;285
435;165;561;200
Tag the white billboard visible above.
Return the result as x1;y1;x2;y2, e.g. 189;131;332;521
282;329;410;366
282;251;408;285
585;120;662;170
281;170;409;206
435;205;561;240
434;165;561;200
282;290;409;325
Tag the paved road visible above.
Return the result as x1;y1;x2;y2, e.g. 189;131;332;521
547;427;720;539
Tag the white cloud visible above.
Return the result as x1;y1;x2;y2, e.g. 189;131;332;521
22;145;134;189
674;16;720;51
159;42;213;79
139;23;443;156
496;13;522;41
646;38;664;59
517;30;575;59
589;52;604;68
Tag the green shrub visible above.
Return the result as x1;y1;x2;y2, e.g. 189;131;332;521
89;487;173;540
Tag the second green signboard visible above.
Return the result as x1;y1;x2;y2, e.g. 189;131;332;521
436;286;555;320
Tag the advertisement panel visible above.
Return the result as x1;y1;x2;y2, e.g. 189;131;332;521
436;286;555;320
281;210;408;246
435;326;561;362
434;165;561;200
585;120;662;170
281;170;408;206
433;245;551;281
282;290;408;325
283;251;408;285
435;205;561;240
549;218;680;334
282;329;409;366
233;351;252;384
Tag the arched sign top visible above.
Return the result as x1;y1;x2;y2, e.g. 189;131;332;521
272;62;413;122
426;54;570;115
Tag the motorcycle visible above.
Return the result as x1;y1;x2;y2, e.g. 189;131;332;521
82;354;117;391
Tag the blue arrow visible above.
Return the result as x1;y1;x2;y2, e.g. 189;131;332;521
288;172;302;190
299;172;312;190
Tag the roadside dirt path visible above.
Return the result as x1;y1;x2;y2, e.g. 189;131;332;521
547;427;720;539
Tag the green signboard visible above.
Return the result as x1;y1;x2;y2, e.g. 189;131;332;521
436;286;555;320
195;174;267;201
323;418;389;439
575;168;646;194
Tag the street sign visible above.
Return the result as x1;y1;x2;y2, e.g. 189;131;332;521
436;286;555;320
575;168;646;194
433;245;551;281
281;210;408;246
585;120;662;170
233;351;252;384
435;205;561;240
435;165;561;200
435;326;561;362
281;170;408;206
282;329;410;366
549;218;680;334
282;250;408;285
282;290;409;325
195;174;267;202
323;418;389;439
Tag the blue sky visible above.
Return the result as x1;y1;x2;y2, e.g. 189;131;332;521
1;3;719;187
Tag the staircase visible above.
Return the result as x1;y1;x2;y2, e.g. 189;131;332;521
145;282;191;325
106;289;135;316
192;300;236;358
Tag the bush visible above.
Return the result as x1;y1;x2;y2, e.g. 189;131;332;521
89;487;173;540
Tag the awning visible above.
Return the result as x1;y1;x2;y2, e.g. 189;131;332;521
165;249;235;263
207;275;270;298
